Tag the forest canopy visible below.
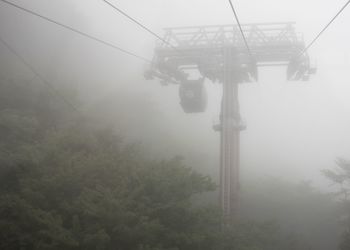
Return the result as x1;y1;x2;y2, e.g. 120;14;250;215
0;77;286;250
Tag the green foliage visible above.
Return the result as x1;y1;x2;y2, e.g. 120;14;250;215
0;195;77;249
323;158;350;200
217;221;280;250
240;177;339;250
0;120;218;249
323;158;350;250
0;77;282;250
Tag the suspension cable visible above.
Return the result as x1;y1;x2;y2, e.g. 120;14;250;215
300;0;350;56
0;35;81;113
0;0;152;63
228;0;253;59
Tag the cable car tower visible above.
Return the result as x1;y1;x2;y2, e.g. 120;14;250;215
145;22;316;223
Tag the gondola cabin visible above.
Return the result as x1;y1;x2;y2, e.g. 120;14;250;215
179;78;207;113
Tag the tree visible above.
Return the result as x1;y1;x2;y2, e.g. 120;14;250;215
0;76;283;250
0;122;222;250
323;158;350;250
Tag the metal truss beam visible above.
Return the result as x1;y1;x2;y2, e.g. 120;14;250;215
147;22;314;83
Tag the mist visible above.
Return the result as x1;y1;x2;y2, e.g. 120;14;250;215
1;0;350;249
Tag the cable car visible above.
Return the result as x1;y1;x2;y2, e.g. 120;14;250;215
179;78;207;113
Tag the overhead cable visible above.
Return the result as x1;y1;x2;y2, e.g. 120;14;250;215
0;35;80;113
300;0;350;56
228;0;253;58
101;0;179;50
0;0;152;63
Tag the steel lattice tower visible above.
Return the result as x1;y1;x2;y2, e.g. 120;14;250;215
145;22;315;222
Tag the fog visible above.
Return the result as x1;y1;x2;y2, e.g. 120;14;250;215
1;0;350;249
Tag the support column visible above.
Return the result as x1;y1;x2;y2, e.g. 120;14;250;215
220;47;241;223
